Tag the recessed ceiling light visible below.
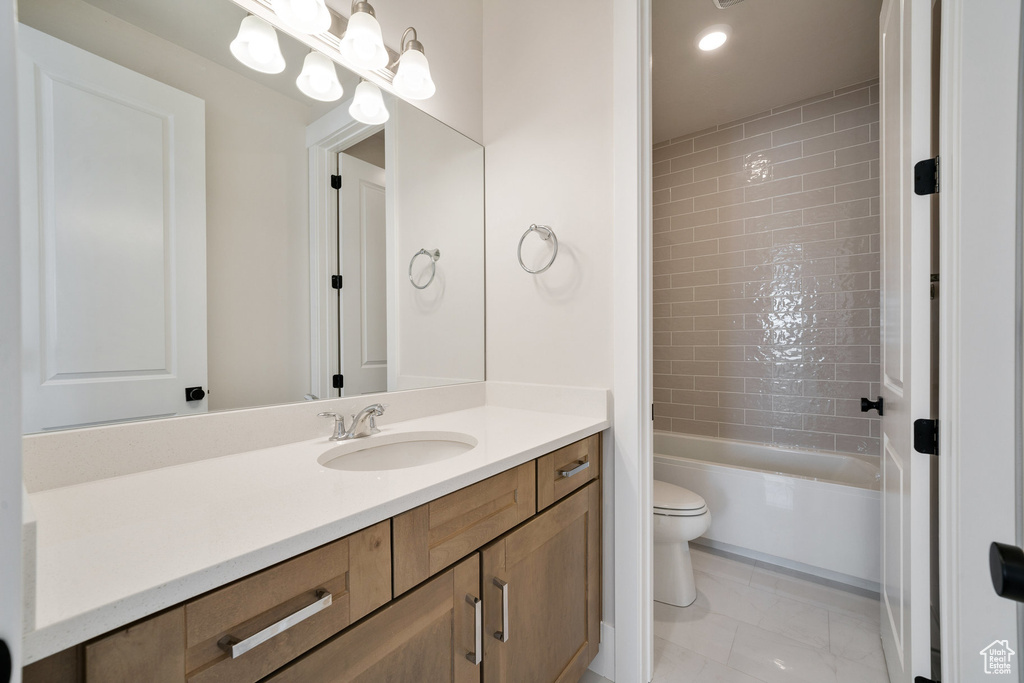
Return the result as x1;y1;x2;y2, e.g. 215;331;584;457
697;24;730;51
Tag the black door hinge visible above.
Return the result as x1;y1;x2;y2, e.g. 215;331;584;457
331;275;343;290
652;403;655;421
915;677;940;683
332;374;344;389
914;156;939;195
914;419;939;455
331;175;342;190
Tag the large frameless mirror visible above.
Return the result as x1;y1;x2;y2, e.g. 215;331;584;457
16;0;484;433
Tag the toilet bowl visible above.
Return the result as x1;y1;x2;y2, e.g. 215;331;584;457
653;480;711;607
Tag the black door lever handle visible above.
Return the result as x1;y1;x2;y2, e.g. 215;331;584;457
990;542;1024;602
861;396;884;416
1;638;10;683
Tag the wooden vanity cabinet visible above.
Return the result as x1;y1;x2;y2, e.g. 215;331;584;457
25;434;603;683
481;481;601;683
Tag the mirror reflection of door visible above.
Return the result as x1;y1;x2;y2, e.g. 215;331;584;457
17;25;208;432
337;142;387;396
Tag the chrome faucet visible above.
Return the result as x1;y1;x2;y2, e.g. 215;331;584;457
318;404;387;441
345;403;386;439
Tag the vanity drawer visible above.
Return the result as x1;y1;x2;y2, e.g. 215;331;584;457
536;434;600;511
392;461;535;596
183;521;391;683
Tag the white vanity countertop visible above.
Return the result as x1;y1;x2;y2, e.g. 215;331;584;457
22;402;608;663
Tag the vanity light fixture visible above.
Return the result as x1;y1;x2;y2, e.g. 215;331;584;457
696;24;730;51
391;28;435;100
349;79;390;124
297;51;344;101
272;0;332;35
230;15;286;74
338;1;389;70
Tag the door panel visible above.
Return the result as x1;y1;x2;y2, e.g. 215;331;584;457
17;25;207;432
878;0;934;680
481;482;600;683
338;153;386;396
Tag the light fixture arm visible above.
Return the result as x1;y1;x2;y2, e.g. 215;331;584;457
390;26;425;70
351;0;377;17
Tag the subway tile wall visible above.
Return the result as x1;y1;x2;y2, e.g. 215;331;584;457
652;80;881;457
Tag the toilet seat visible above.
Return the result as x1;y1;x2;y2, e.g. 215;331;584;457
653;481;708;517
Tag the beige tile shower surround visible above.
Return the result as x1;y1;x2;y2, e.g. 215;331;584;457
653;80;881;457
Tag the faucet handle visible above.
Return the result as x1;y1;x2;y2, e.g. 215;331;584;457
318;412;346;438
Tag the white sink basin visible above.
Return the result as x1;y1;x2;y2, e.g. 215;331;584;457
317;431;478;471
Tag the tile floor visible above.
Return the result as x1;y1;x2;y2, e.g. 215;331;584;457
582;546;891;683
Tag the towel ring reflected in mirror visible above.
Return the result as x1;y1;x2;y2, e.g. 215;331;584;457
517;224;558;274
409;248;441;289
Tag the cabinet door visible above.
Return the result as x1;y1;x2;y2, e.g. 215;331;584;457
267;554;481;683
481;481;601;683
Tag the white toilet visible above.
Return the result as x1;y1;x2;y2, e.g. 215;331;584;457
653;480;711;607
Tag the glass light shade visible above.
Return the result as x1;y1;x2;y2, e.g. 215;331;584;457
393;47;435;100
272;0;332;34
297;52;343;101
230;15;286;74
339;10;389;70
349;80;389;124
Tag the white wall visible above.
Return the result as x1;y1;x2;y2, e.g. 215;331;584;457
19;0;313;413
326;0;482;144
388;99;485;389
0;0;22;675
482;0;614;390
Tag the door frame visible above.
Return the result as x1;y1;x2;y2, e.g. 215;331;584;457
0;0;23;677
937;0;1023;679
612;0;653;680
306;106;384;400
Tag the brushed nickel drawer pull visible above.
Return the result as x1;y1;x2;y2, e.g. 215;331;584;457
217;589;332;659
466;594;482;664
493;578;510;642
558;460;590;478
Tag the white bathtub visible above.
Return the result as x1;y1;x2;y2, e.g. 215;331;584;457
654;431;881;590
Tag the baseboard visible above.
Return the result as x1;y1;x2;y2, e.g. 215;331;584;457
588;621;615;680
692;538;881;597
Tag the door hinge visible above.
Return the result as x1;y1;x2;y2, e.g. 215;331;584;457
332;374;344;389
914;156;939;195
914;418;939;455
331;175;342;190
331;275;343;290
915;677;940;683
930;273;939;300
652;403;655;421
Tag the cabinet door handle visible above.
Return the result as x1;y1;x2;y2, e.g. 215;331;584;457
218;589;332;658
558;460;590;478
493;578;510;642
465;594;482;665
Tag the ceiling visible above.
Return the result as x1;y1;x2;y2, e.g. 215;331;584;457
83;0;359;118
653;0;882;143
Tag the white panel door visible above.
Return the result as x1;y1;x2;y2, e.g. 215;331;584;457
17;25;207;432
338;152;387;396
879;0;934;680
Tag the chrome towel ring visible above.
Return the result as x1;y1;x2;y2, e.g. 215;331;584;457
409;248;440;289
517;224;558;274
